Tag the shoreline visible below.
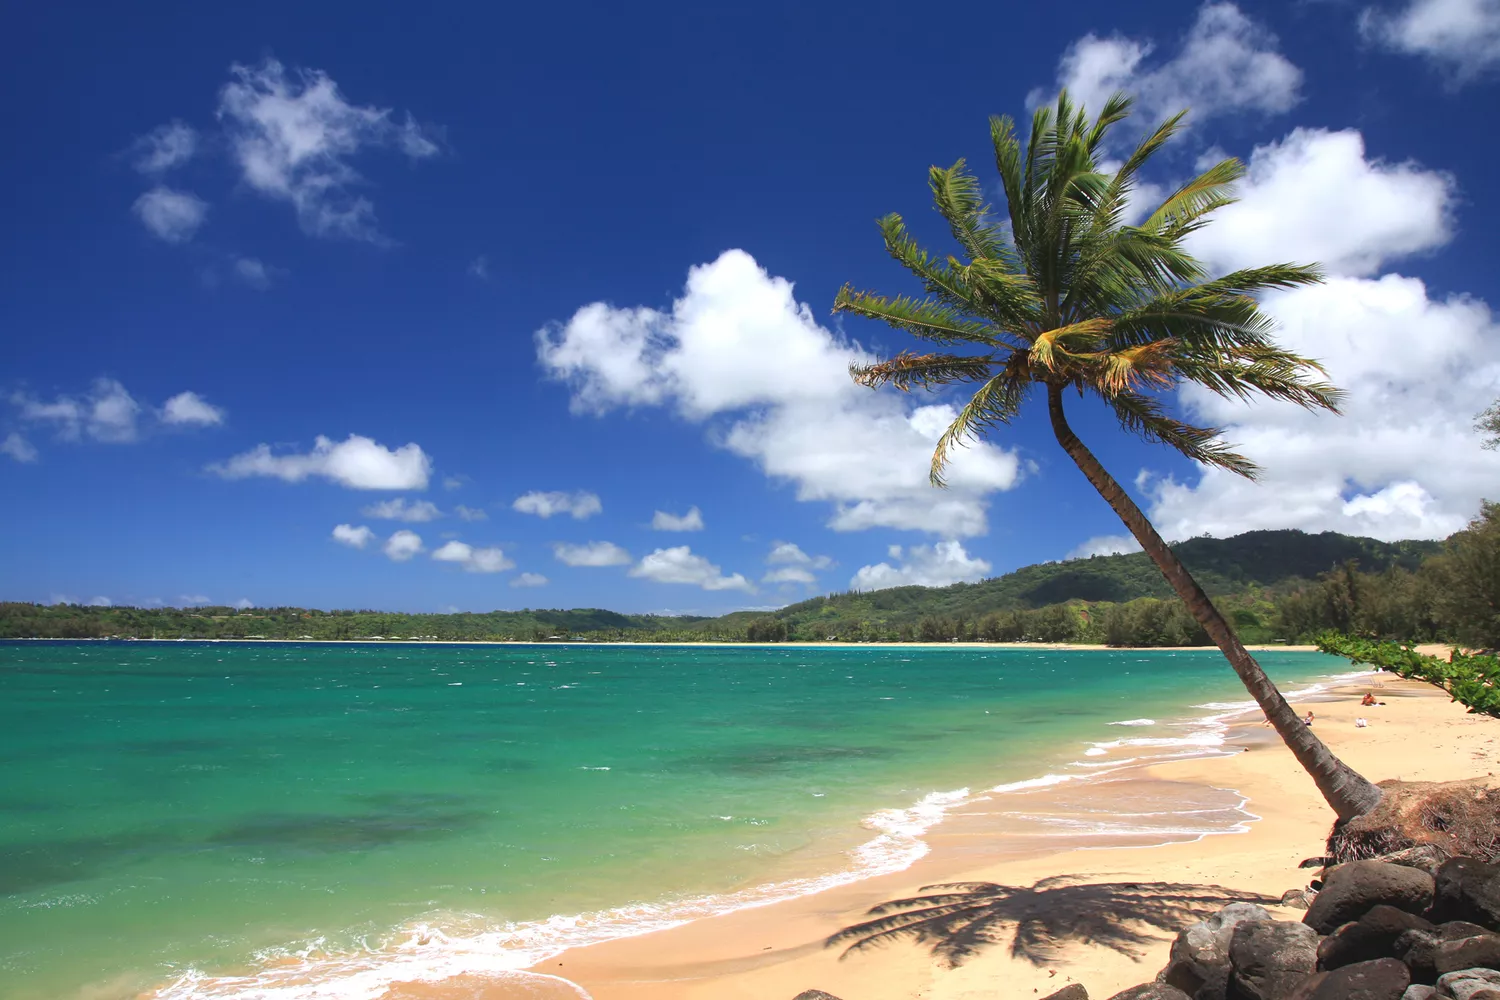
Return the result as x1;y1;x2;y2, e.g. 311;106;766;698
1;636;1334;651
483;670;1495;1000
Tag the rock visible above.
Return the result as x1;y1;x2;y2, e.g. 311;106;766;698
1304;862;1436;934
1160;903;1275;1000
1229;920;1321;1000
1283;889;1316;910
1319;906;1434;970
1304;858;1335;870
1042;986;1090;1000
1375;846;1453;878
1435;934;1500;976
1398;923;1497;984
792;992;844;1000
1436;968;1500;1000
1404;987;1439;1000
1109;985;1192;1000
1285;974;1328;1000
1304;958;1411;1000
1430;859;1500;931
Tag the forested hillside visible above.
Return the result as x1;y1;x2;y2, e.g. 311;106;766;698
0;528;1443;644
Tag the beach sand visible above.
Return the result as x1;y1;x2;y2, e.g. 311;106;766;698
373;659;1491;1000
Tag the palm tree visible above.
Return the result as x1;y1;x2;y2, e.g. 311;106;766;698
835;92;1382;821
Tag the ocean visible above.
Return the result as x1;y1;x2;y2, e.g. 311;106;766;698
0;641;1356;1000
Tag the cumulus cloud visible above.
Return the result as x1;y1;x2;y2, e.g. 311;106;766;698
537;250;1023;537
512;490;603;519
510;572;548;588
216;58;440;243
178;594;212;606
133;186;208;243
1066;534;1142;560
362;497;442;522
14;378;141;443
1185;129;1454;277
1141;274;1500;542
332;523;375;548
233;257;277;290
431;540;513;573
130;121;199;173
850;541;993;591
384;530;424;562
652;506;704;531
552;541;632;567
1361;0;1500;80
161;391;226;426
442;476;465;491
762;541;833;584
1031;3;1301;124
232;598;254;610
629;546;755;592
210;434;431;490
454;505;488;521
1;433;38;463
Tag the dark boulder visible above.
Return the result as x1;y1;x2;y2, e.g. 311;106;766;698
792;992;845;1000
1304;862;1436;934
1402;987;1438;1000
1374;847;1452;878
1398;924;1495;985
1160;903;1274;1000
1042;986;1089;1000
1282;890;1316;910
1435;934;1500;976
1430;859;1500;931
1228;920;1321;1000
1304;959;1410;1000
1108;985;1192;1000
1434;967;1500;1000
1318;906;1433;970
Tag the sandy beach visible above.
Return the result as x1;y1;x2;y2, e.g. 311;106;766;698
431;667;1498;1000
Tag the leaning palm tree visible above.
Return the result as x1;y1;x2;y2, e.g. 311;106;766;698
835;91;1382;821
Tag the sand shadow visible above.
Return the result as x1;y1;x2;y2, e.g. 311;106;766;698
828;875;1277;967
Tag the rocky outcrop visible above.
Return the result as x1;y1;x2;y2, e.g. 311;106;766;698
1041;985;1090;1000
1108;985;1192;1000
1302;958;1411;1000
1228;921;1321;1000
1160;904;1275;1000
1318;907;1434;970
1304;862;1436;934
1430;860;1500;930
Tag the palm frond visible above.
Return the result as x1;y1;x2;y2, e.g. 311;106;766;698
929;365;1031;486
1107;391;1260;478
850;351;997;392
834;286;999;347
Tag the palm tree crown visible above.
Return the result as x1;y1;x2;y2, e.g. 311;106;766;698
837;91;1383;821
837;91;1338;486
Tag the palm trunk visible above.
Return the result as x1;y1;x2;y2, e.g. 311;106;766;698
1046;384;1382;822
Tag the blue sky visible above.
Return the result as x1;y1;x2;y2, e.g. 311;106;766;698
4;0;1499;614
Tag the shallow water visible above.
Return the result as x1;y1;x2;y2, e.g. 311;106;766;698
0;641;1349;999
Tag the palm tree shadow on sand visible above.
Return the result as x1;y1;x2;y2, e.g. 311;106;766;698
828;876;1277;968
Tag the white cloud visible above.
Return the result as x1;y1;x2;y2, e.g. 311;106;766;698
1143;274;1500;542
537;250;1023;537
1066;534;1142;560
763;540;834;586
210;434;431;490
178;594;211;606
1033;3;1301;124
131;121;199;173
1;433;37;463
161;391;226;426
468;255;490;279
89;596;113;607
652;506;704;531
442;476;465;491
552;541;632;567
850;540;993;591
216;58;439;243
432;540;513;573
332;523;375;548
763;566;816;585
133;186;208;243
14;378;141;443
454;505;488;521
512;490;603;519
384;530;424;562
232;598;254;610
362;497;442;522
511;572;548;588
629;546;755;592
1185;128;1454;277
233;257;277;290
1362;0;1500;80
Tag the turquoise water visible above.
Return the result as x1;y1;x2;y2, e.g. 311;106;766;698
0;641;1350;1000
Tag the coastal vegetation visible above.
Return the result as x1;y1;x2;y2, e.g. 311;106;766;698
1316;634;1500;716
832;91;1382;817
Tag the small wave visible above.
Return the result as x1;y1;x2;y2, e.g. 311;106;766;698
1108;718;1156;727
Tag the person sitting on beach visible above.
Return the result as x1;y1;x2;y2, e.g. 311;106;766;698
1361;692;1377;706
1355;717;1369;728
1304;711;1315;726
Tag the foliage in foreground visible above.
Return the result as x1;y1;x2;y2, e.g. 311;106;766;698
1315;632;1500;716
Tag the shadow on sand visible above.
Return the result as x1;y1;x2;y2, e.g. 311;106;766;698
828;875;1277;967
